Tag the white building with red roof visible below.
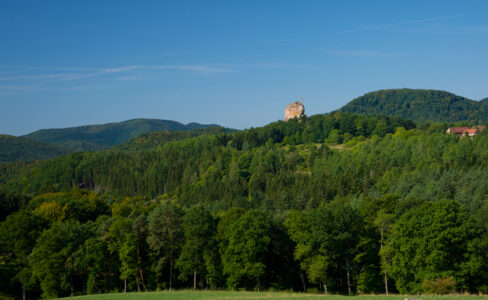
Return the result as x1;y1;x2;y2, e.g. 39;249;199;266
446;126;486;137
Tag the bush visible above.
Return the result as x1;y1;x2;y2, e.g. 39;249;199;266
422;277;456;295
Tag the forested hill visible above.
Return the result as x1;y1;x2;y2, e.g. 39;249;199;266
338;89;488;123
4;112;488;298
13;113;416;196
114;126;235;152
22;118;220;152
0;135;68;162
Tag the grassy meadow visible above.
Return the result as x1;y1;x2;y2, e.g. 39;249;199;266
59;291;488;300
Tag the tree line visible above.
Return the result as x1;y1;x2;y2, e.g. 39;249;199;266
1;191;487;298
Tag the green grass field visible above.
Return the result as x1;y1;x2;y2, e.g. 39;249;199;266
59;291;488;300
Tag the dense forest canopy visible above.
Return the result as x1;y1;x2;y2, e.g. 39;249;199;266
339;89;488;123
22;118;219;152
0;135;68;162
114;126;234;152
1;112;488;299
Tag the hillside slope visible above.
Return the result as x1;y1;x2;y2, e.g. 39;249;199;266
23;118;219;152
114;126;235;152
11;112;415;196
0;135;68;162
338;89;488;123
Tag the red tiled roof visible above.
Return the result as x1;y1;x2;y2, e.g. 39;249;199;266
447;126;485;136
448;127;469;134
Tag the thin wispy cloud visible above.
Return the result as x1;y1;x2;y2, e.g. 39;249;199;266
0;73;73;81
0;70;27;76
148;50;201;58
356;24;488;36
259;39;291;45
58;65;142;81
0;85;36;91
463;25;488;33
243;62;309;69
150;65;233;73
455;25;488;34
0;84;40;97
328;50;401;57
0;64;234;83
343;15;460;33
148;38;292;59
114;75;144;81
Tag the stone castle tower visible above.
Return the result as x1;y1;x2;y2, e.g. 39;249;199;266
285;97;305;121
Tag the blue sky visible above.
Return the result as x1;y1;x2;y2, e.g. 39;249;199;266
1;0;487;135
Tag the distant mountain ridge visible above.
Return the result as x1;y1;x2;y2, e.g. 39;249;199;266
338;89;488;123
0;135;68;162
23;118;220;152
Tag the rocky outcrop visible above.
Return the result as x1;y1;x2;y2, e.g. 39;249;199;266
285;101;305;121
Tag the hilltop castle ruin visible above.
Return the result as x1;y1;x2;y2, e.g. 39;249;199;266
285;97;305;121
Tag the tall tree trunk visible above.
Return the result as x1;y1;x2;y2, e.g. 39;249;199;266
109;255;112;291
92;274;97;294
380;229;389;295
124;276;127;293
193;244;198;290
346;257;351;294
22;284;25;300
139;266;146;291
71;276;74;296
301;271;307;292
137;246;146;291
169;246;173;291
323;282;328;295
